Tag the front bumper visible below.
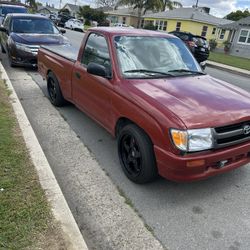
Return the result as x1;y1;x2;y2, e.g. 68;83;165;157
10;50;37;67
154;141;250;182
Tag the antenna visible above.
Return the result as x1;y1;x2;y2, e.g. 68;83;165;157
195;0;199;8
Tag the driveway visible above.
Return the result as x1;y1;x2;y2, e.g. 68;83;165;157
1;29;250;250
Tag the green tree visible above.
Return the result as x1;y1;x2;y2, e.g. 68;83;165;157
225;9;250;21
161;0;182;11
78;6;107;24
119;0;163;28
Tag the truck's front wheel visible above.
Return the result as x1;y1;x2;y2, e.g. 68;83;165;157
118;124;158;184
47;72;66;107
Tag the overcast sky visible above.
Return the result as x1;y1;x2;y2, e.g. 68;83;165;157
37;0;249;18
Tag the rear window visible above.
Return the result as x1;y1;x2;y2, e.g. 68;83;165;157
193;37;208;46
1;6;27;15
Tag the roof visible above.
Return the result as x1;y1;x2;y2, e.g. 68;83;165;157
0;4;26;8
88;27;176;37
37;6;59;13
105;7;139;17
63;3;79;13
220;16;250;30
143;7;233;26
8;13;49;19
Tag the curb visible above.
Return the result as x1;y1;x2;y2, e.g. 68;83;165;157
0;63;88;250
206;60;250;78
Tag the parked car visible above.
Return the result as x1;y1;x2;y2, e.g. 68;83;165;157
38;28;250;184
64;19;84;32
0;4;27;24
112;23;134;28
0;14;69;67
169;31;210;63
55;14;74;27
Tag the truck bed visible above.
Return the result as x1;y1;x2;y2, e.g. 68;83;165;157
41;44;78;62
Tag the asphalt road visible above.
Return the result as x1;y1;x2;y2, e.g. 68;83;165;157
2;29;250;250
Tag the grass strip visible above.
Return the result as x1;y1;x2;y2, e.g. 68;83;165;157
208;51;250;71
0;78;53;249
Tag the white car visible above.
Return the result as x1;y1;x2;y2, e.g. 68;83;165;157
112;23;134;28
64;19;84;32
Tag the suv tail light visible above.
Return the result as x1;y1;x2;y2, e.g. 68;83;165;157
187;41;197;47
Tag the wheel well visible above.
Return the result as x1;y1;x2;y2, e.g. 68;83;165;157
115;118;154;146
115;118;133;138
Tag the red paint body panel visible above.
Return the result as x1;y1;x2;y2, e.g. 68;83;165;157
38;27;250;182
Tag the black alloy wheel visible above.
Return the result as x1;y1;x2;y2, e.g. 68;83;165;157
47;72;66;107
118;124;158;184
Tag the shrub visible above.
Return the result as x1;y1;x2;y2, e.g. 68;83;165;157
143;23;157;30
209;39;217;51
85;19;91;26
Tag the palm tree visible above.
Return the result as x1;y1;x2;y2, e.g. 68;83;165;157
119;0;163;28
162;0;182;11
25;0;37;12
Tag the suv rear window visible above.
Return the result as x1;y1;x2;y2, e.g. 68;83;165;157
192;37;208;47
1;6;27;15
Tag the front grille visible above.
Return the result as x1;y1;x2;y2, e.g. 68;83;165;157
27;45;40;53
213;121;250;149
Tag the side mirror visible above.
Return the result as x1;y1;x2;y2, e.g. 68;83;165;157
87;62;111;78
200;61;206;71
0;26;7;33
60;29;66;34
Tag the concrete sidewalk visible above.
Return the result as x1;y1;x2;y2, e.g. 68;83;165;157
206;60;250;78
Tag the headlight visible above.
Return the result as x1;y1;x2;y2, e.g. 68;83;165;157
170;128;213;152
15;42;32;53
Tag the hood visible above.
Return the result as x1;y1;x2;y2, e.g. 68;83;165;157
128;75;250;129
11;33;69;45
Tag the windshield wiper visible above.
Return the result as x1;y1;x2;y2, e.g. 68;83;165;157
124;69;174;76
168;69;206;75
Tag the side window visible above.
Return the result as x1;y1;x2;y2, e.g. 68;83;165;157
3;16;10;29
81;33;111;72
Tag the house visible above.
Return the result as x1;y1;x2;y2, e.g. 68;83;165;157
61;3;80;18
105;7;139;27
220;16;250;59
142;7;233;46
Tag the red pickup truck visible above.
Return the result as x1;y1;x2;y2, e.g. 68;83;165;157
38;27;250;184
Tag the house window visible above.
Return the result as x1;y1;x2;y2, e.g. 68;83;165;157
155;20;167;31
238;29;250;44
163;21;167;31
176;22;181;31
212;27;216;35
219;29;226;39
122;17;126;24
201;26;208;37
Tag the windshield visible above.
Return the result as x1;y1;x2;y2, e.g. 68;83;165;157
11;18;59;34
2;7;27;15
114;36;202;78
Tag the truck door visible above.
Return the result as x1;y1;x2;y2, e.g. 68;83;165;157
72;33;113;131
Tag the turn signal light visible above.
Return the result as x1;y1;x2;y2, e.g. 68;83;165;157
186;160;205;168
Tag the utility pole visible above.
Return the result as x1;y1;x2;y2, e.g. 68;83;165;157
59;0;62;9
195;0;199;8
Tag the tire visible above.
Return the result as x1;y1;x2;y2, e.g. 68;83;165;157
118;124;158;184
1;44;6;53
47;72;66;107
7;50;15;67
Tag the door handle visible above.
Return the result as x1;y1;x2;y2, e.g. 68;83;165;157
75;72;81;79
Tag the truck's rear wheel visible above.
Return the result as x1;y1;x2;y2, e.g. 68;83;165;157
47;72;66;107
118;124;158;184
